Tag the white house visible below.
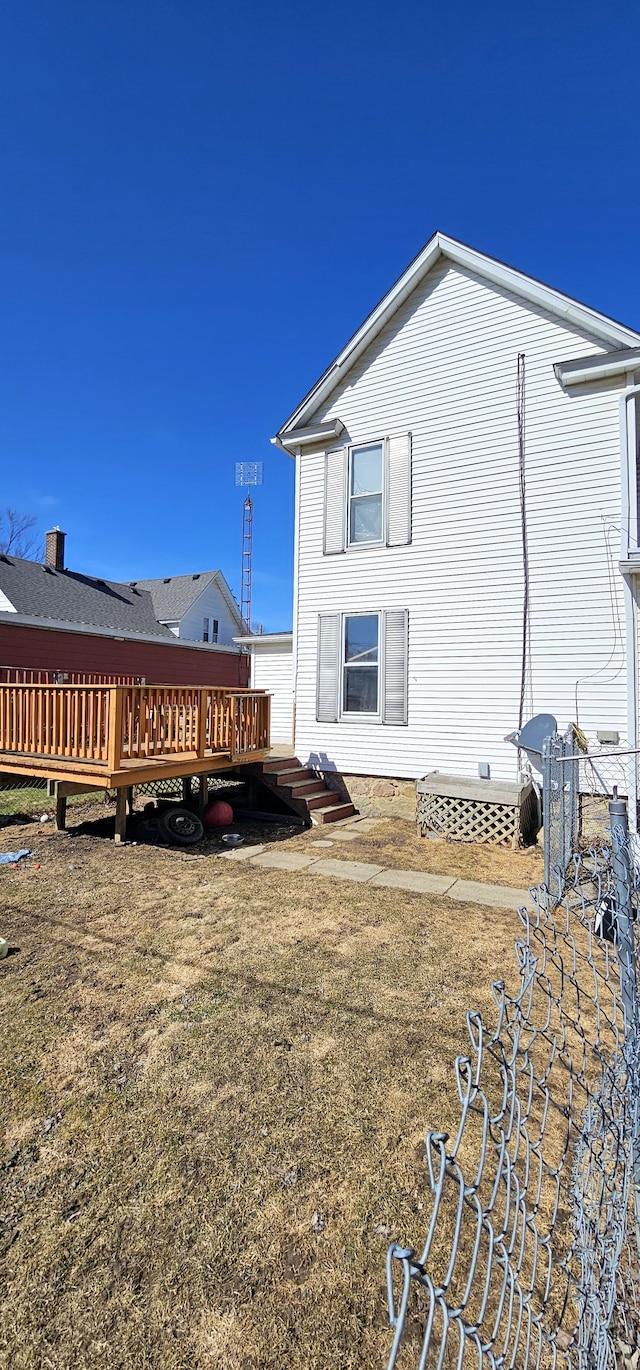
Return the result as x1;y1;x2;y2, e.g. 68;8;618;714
132;570;243;647
272;232;640;818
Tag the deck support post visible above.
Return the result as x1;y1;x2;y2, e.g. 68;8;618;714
126;786;134;816
114;787;127;844
55;794;67;831
182;777;191;805
198;773;208;817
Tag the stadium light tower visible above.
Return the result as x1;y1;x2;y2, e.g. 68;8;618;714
234;462;263;633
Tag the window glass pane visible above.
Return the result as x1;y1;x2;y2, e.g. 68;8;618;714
351;444;382;496
345;615;378;664
350;493;382;544
344;666;378;713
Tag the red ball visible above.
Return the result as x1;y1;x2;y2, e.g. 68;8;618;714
203;800;234;828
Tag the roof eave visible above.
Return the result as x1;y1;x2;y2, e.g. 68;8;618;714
553;346;640;388
233;632;293;645
271;419;346;457
0;611;243;652
275;231;640;438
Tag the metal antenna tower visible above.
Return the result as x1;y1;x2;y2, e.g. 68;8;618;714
234;462;263;633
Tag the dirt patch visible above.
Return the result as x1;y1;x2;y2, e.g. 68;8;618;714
0;803;529;1369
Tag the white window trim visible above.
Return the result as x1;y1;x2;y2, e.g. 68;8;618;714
203;615;219;644
346;440;386;550
339;610;382;721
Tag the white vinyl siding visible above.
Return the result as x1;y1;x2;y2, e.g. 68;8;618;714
251;639;293;745
294;260;627;782
178;585;239;645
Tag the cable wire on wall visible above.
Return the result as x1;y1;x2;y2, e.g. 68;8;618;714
517;352;532;732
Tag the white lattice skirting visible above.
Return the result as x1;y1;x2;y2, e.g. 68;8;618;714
417;774;538;848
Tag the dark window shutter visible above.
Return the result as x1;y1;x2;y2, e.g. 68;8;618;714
386;433;412;546
316;614;341;721
382;610;408;724
324;449;347;554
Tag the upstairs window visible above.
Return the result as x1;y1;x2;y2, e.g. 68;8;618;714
203;616;219;643
324;434;412;554
343;613;379;713
348;443;384;546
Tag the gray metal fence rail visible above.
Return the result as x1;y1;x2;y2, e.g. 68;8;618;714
385;804;640;1369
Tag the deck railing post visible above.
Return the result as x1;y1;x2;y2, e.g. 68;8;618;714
107;687;125;773
231;694;239;761
197;688;209;757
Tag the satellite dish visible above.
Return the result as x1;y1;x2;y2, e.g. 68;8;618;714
505;713;557;772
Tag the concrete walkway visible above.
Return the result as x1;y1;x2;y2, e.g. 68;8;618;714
223;832;535;911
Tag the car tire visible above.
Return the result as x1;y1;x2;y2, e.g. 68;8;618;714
157;806;204;846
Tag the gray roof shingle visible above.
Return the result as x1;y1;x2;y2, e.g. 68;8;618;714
0;554;175;639
133;571;241;625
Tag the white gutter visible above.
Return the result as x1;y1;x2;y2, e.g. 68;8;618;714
0;611;243;653
618;382;640;831
271;419;345;457
554;348;640;388
233;633;293;645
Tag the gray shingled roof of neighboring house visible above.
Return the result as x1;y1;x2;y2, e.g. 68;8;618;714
0;554;175;639
132;571;240;624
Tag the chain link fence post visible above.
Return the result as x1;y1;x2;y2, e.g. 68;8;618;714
609;793;640;1259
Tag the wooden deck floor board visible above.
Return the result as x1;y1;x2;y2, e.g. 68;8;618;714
0;749;269;789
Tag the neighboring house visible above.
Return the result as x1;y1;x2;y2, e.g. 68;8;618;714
0;530;249;686
132;570;243;646
272;231;640;817
235;632;293;744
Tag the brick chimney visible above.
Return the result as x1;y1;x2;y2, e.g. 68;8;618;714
45;527;66;571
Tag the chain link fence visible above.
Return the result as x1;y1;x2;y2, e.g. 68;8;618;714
386;803;640;1369
542;734;640;899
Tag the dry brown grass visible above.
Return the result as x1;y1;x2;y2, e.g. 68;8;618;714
0;805;531;1370
290;817;544;889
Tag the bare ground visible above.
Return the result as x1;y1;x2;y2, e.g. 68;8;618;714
0;803;531;1369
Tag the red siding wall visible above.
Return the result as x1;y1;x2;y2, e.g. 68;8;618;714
0;623;249;687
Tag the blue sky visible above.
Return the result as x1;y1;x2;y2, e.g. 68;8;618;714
2;0;639;630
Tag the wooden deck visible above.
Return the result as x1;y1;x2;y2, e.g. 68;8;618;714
0;681;271;790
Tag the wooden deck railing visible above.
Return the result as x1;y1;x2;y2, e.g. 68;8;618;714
0;684;270;770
